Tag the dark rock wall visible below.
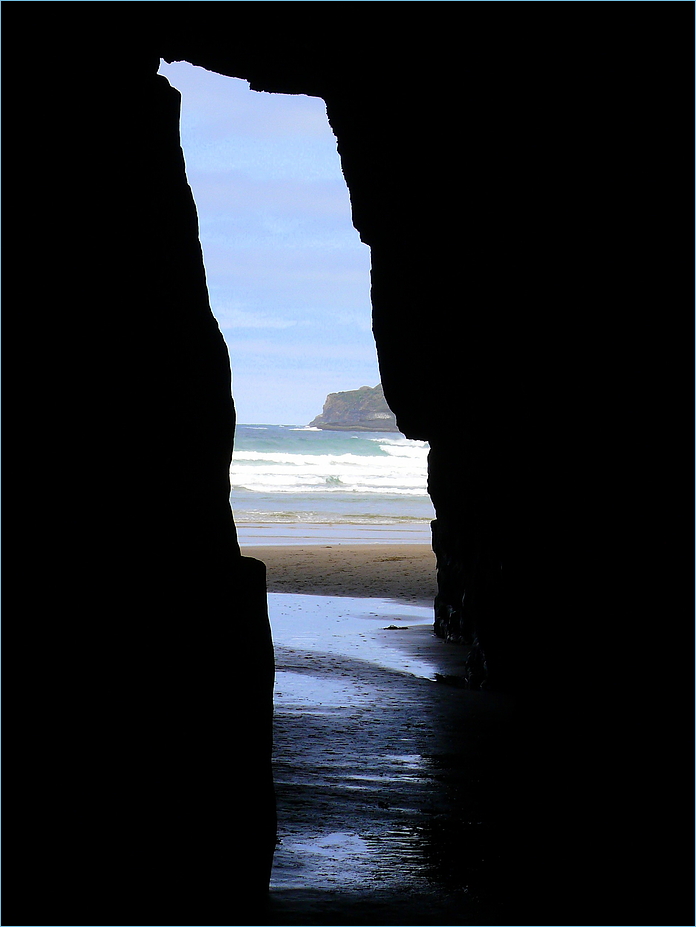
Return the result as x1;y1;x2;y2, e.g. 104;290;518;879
5;12;276;926
4;5;693;925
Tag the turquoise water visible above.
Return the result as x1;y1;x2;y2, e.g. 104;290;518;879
231;424;435;544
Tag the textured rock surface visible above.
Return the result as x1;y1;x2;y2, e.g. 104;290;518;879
309;383;398;432
5;5;693;926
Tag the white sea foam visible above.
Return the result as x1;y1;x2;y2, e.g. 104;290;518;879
233;510;427;524
366;436;425;445
230;447;429;495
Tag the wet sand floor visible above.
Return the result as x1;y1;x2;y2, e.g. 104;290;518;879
264;594;518;926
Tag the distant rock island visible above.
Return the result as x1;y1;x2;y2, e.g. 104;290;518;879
309;383;400;432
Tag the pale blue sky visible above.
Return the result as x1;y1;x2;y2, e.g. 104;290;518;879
158;59;380;425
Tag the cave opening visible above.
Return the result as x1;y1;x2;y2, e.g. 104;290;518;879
153;59;486;909
157;59;435;546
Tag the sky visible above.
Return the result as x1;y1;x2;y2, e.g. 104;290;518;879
157;59;379;425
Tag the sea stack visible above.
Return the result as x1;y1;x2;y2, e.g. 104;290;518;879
309;383;399;432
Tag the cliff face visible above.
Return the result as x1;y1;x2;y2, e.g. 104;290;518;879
309;384;399;432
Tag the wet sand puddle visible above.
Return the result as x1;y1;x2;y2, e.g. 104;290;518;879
266;594;514;925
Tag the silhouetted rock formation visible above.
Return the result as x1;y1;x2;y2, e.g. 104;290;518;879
309;383;399;432
4;5;693;926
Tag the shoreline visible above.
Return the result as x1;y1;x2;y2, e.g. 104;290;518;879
236;521;434;547
242;542;438;605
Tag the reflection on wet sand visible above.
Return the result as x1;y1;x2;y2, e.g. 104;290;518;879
266;593;516;926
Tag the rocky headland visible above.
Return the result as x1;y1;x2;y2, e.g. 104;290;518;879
309;383;399;432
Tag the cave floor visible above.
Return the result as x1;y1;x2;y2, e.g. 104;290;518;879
255;594;518;926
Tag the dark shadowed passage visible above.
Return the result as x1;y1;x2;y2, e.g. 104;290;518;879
266;592;516;925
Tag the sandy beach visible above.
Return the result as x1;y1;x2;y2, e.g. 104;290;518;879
242;543;438;605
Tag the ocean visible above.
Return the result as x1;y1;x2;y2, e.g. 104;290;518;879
231;424;435;545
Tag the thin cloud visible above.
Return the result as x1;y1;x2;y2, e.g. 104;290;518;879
223;338;377;363
213;305;299;330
